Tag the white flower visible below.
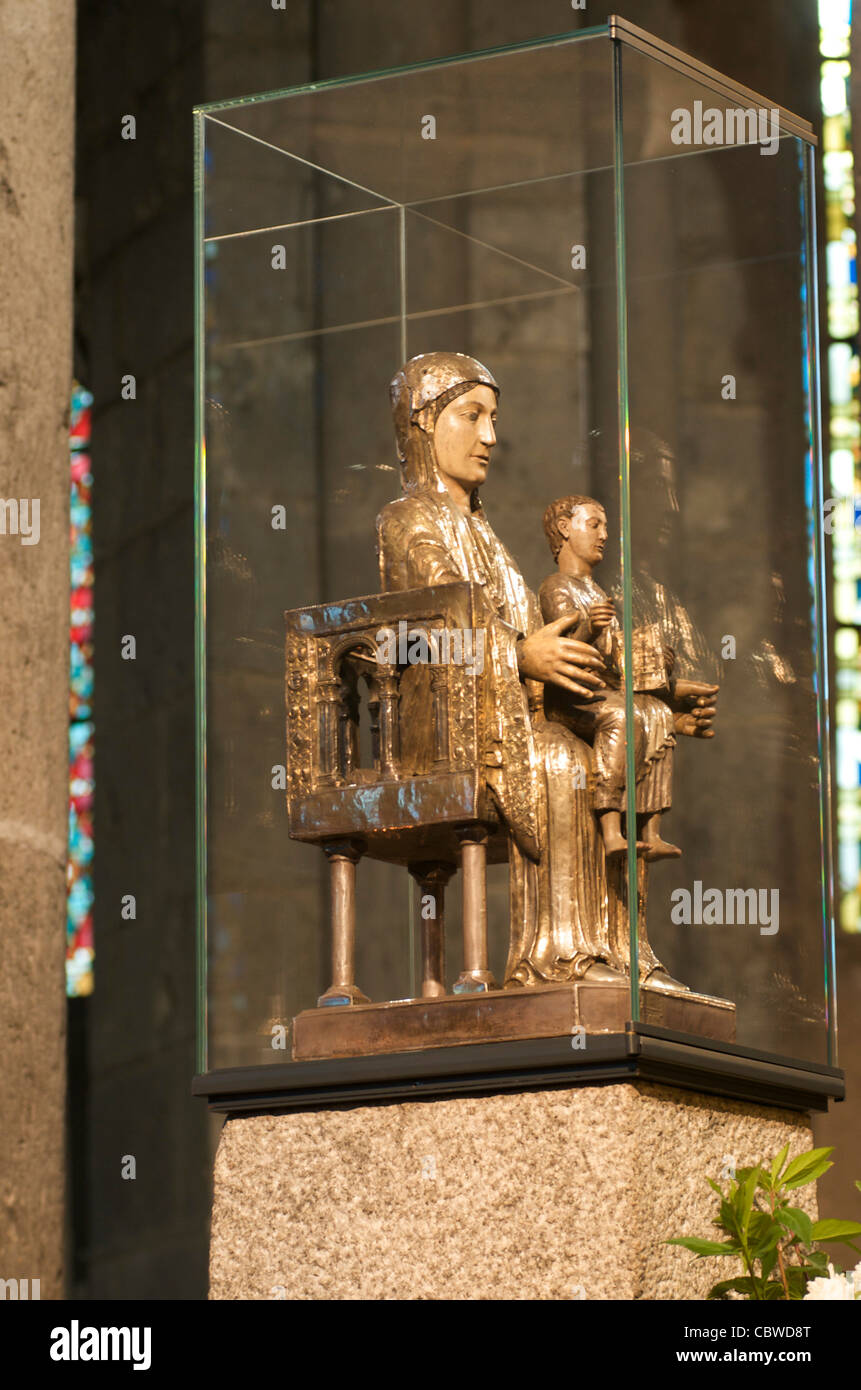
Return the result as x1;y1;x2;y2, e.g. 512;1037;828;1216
803;1263;861;1300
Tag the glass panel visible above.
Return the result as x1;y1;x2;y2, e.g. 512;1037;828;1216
619;45;833;1063
197;32;623;1072
195;27;833;1078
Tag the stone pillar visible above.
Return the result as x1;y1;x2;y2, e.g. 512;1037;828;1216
0;0;76;1301
209;1083;815;1300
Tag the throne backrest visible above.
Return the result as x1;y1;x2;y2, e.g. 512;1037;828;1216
284;582;491;854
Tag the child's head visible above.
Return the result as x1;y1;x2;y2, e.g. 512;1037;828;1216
543;495;605;563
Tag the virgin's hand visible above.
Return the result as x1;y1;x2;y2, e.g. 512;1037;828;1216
672;680;719;737
674;710;716;739
674;679;719;708
517;615;606;699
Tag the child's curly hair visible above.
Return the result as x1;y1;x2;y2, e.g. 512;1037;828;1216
542;495;603;560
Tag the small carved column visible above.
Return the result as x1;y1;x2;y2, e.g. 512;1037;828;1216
316;678;342;787
430;665;449;767
375;670;400;777
318;838;369;1007
453;825;497;993
338;677;357;781
408;860;454;999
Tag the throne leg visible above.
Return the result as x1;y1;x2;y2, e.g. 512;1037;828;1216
453;825;498;994
408;860;454;999
318;838;369;1006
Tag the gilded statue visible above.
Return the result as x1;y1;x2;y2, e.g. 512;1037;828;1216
375;351;713;993
284;351;739;1060
538;494;680;864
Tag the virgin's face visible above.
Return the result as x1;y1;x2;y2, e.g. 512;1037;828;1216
432;385;498;504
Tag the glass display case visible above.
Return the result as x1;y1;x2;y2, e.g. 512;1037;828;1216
193;18;842;1110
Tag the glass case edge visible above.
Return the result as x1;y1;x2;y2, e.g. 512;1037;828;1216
191;24;610;117
193;111;208;1076
802;143;839;1069
608;13;816;145
612;38;641;1017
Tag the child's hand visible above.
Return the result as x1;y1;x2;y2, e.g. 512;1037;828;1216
589;601;615;633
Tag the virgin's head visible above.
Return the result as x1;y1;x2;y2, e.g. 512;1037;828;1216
389;352;500;505
429;385;497;510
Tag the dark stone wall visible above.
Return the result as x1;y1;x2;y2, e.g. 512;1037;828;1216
72;0;209;1300
73;0;855;1300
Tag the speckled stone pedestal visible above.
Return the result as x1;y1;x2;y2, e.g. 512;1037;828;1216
209;1081;815;1300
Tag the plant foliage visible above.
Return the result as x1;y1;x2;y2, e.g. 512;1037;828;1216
666;1146;861;1299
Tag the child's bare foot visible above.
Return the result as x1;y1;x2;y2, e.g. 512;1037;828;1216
637;814;681;862
643;838;682;862
603;836;650;860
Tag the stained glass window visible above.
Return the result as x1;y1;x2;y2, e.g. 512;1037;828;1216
819;0;861;931
67;384;94;995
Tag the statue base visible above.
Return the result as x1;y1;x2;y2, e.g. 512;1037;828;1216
292;981;735;1060
209;1079;813;1299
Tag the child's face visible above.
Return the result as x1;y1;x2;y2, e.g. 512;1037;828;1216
559;503;607;568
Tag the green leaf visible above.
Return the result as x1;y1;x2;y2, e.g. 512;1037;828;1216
779;1206;814;1245
761;1247;778;1281
771;1143;790;1184
707;1278;759;1300
780;1147;834;1190
811;1219;861;1241
854;1180;861;1196
706;1177;724;1198
763;1280;790;1300
734;1165;759;1186
738;1167;761;1236
784;1160;833;1191
781;1145;834;1180
719;1198;741;1240
749;1211;779;1248
666;1237;739;1257
804;1249;830;1275
750;1229;782;1261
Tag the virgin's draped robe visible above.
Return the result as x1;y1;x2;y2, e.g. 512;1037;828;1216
377;483;662;982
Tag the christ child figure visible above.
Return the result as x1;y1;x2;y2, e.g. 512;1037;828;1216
539;495;681;862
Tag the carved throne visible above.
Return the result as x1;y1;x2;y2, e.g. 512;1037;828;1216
285;582;508;1018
